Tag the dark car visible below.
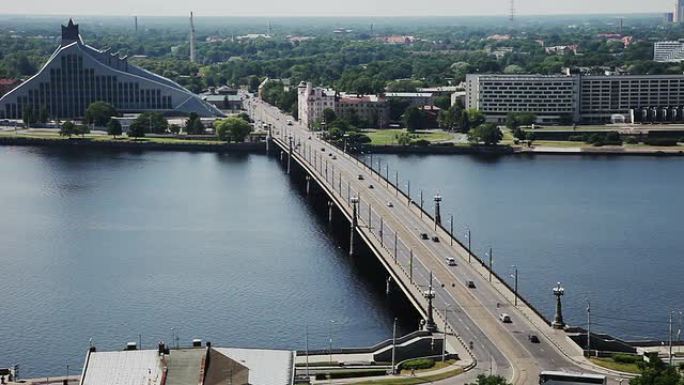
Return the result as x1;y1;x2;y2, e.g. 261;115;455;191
528;334;540;343
368;184;374;189
432;235;440;242
358;174;364;180
420;232;429;240
466;280;476;288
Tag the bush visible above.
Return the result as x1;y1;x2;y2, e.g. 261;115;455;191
612;353;639;364
568;135;587;142
644;138;679;146
624;137;639;144
413;139;430;146
401;358;435;370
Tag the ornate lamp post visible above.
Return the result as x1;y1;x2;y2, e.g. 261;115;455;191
434;194;442;230
423;272;437;332
552;282;566;329
349;196;359;256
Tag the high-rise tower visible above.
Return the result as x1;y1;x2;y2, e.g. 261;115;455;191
676;0;684;22
189;12;197;63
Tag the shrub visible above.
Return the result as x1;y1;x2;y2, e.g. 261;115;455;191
401;358;435;370
568;135;586;142
644;138;679;146
413;139;430;146
612;353;640;364
624;137;639;144
314;369;386;380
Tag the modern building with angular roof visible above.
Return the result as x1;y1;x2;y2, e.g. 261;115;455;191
0;20;223;120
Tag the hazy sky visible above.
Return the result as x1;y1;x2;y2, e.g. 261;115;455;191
0;0;675;17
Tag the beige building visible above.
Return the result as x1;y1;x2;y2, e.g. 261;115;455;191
297;82;389;128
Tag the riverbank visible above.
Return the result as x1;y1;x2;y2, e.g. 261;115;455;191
0;133;266;153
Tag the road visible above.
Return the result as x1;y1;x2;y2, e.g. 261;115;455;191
245;94;631;385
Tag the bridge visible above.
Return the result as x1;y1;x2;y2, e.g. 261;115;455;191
246;95;630;385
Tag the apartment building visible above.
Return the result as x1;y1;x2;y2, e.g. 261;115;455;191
297;82;389;128
653;41;684;62
466;73;684;123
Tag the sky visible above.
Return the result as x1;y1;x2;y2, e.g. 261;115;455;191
0;0;675;17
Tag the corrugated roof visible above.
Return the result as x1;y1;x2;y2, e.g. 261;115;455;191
81;350;163;385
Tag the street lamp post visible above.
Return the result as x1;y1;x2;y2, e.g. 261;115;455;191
465;228;471;263
329;320;335;365
434;194;442;230
449;215;453;246
391;317;397;374
586;299;591;351
423;272;437;332
350;197;359;256
442;305;449;362
552;282;566;329
420;190;424;218
510;265;518;306
486;247;493;282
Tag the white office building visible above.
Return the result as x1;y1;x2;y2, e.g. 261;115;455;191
466;73;684;123
653;41;684;62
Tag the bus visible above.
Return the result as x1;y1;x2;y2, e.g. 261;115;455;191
539;371;607;385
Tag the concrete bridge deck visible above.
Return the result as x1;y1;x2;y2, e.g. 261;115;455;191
246;94;632;385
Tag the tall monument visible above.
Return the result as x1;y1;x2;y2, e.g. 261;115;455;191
189;12;197;63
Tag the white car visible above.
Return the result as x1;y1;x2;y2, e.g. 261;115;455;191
387;201;394;208
445;257;457;266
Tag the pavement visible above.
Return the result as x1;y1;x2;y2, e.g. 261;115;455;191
246;93;635;385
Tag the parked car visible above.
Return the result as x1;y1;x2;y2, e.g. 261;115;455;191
499;313;512;323
446;257;457;266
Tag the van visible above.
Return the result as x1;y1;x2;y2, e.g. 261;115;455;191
499;313;512;323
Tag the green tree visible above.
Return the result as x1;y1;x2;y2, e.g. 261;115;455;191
465;109;486;128
133;112;168;134
323;108;337;124
468;123;503;145
396;132;413;146
168;124;181;134
403;106;424;132
22;106;36;127
185;112;206;135
630;356;683;385
128;120;146;138
59;121;77;137
237;112;251;122
106;119;123;138
215;117;253;142
76;124;90;138
84;101;117;127
434;95;451;110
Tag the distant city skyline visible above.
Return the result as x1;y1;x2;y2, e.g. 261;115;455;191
0;0;676;17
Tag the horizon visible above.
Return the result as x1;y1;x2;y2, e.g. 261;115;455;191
0;0;676;18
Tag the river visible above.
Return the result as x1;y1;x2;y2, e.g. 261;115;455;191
0;146;414;377
368;153;684;343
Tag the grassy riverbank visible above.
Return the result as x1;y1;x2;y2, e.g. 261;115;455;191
589;357;641;374
362;129;455;146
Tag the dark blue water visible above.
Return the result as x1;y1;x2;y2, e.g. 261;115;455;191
370;153;684;342
0;147;414;377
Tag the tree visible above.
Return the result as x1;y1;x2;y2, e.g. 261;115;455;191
22;106;36;127
84;101;118;127
185;112;205;135
168;124;181;134
395;132;413;146
76;124;90;138
237;112;251;123
215;117;253;142
468;123;503;145
59;121;77;137
323;108;337;124
106;119;122;138
132;112;168;134
403;107;424;132
128;120;146;138
465;109;486;128
630;356;683;385
434;96;451;110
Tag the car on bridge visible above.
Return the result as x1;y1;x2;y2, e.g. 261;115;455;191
528;334;540;343
387;201;394;208
465;280;476;288
499;313;512;323
358;174;364;180
446;257;457;266
432;235;440;242
420;232;429;240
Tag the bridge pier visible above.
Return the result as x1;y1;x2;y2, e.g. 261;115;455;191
328;201;334;223
287;137;293;175
305;175;311;195
386;276;392;295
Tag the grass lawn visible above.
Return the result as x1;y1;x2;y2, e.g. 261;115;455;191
362;129;453;146
532;140;586;148
589;358;641;374
0;130;226;145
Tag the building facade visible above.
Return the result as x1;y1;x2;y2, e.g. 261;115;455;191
466;73;684;123
297;82;389;128
0;20;222;120
653;41;684;62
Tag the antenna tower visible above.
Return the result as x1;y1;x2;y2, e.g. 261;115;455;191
190;12;197;63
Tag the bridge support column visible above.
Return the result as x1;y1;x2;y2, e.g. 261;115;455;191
328;201;334;223
305;175;311;195
279;150;283;162
434;194;442;230
393;233;398;263
552;282;566;329
379;217;383;247
386;276;392;295
409;249;413;283
349;197;359;256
